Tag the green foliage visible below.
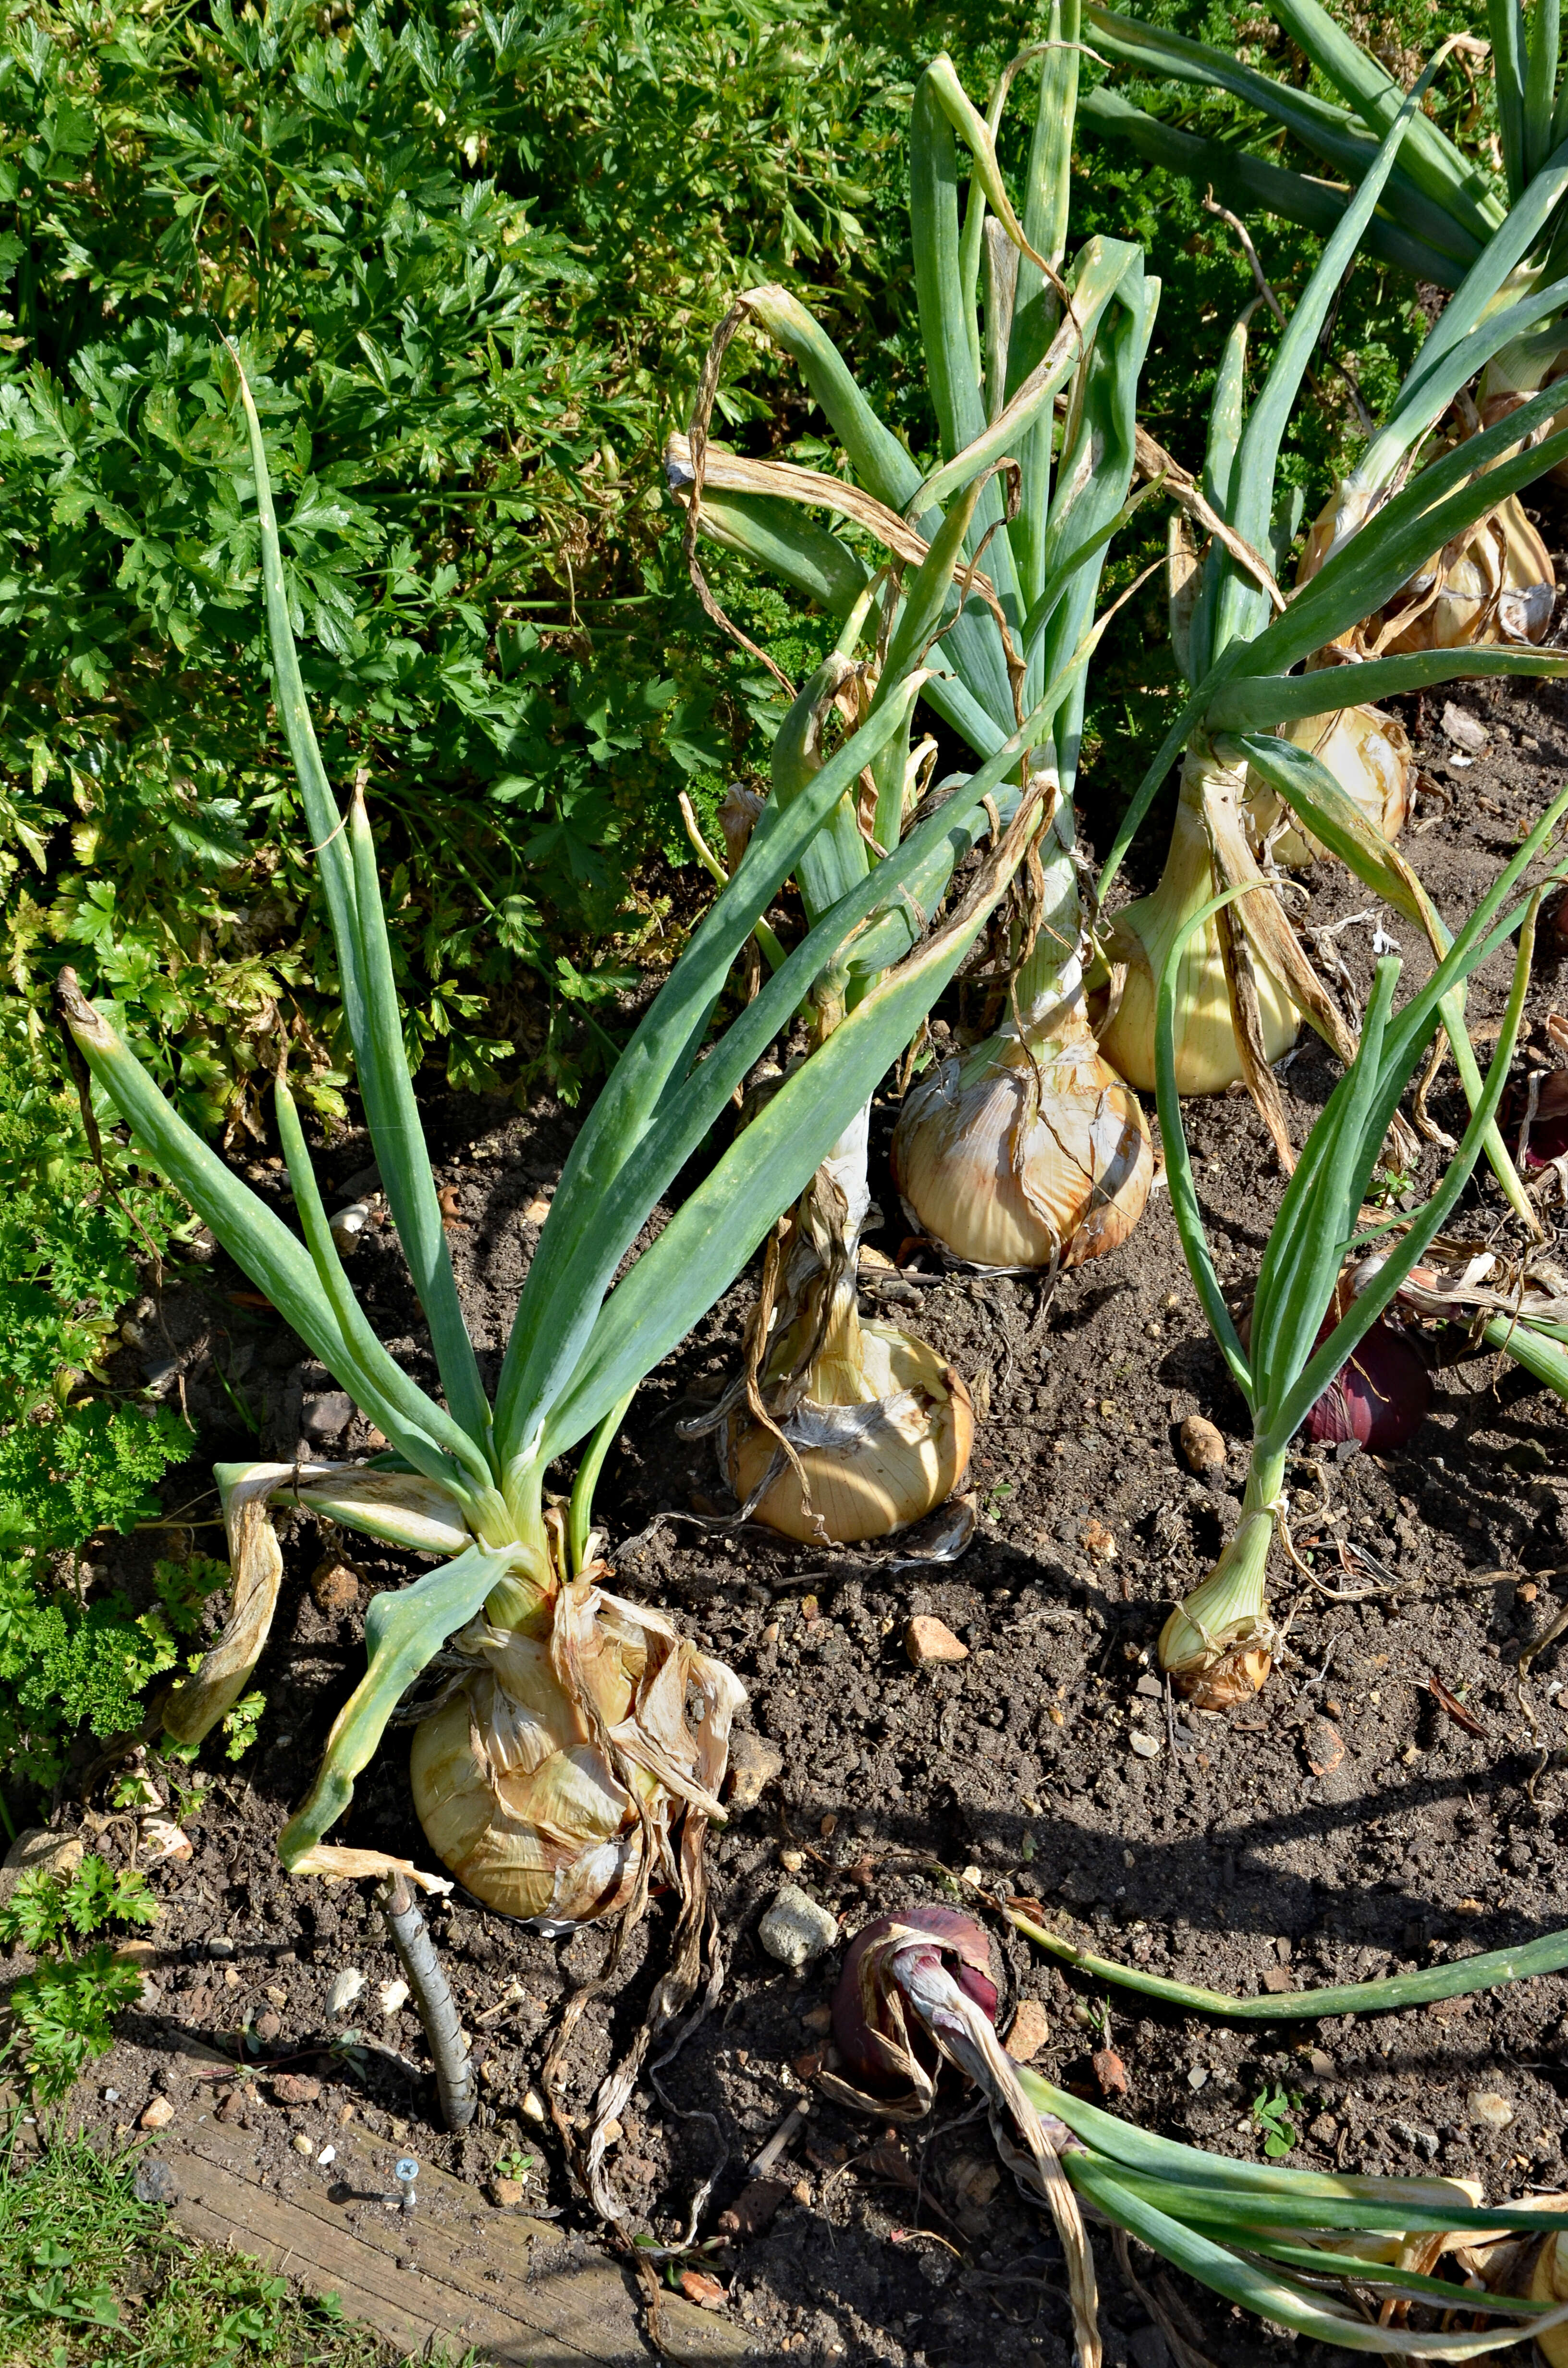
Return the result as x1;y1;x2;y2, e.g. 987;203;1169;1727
1250;2082;1304;2158
0;2134;399;2368
0;1560;181;1788
0;1854;159;2106
219;1689;266;1762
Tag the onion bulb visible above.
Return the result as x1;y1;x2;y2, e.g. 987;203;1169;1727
1299;483;1554;654
891;1000;1152;1270
823;1904;1100;2363
1304;1318;1431;1454
1098;751;1299;1095
1157;1471;1280;1708
833;1907;998;2090
1531;2230;1568;2367
722;1303;973;1544
410;1574;740;1926
1244;702;1413;867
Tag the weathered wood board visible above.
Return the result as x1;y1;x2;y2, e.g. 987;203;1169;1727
163;2115;754;2368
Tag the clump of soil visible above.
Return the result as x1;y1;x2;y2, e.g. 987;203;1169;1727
37;658;1568;2368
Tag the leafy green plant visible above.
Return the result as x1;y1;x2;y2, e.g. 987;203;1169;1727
1251;2083;1303;2159
0;1854;158;2107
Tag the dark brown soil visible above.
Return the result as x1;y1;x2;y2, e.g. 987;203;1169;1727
33;636;1568;2368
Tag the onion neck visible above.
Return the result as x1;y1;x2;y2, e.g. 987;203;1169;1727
1158;1447;1285;1677
484;1462;557;1627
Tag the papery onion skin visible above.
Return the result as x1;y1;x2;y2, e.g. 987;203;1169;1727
1097;752;1300;1097
1304;1317;1432;1453
410;1585;740;1925
892;1027;1153;1270
1299;486;1554;653
723;1319;974;1543
833;1907;999;2087
1244;703;1413;867
1505;1071;1568;1169
1531;2229;1568;2368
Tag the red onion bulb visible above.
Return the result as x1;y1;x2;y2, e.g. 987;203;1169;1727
832;1907;998;2088
1305;1316;1430;1452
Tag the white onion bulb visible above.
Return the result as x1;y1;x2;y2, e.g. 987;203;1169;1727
410;1581;740;1924
1097;755;1299;1096
1244;701;1413;866
723;1315;973;1545
892;1012;1152;1270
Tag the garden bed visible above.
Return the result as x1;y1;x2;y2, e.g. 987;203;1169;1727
47;658;1568;2368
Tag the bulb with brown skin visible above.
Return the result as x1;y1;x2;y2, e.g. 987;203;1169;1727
1244;702;1413;866
722;1284;974;1543
1298;483;1554;654
892;997;1153;1271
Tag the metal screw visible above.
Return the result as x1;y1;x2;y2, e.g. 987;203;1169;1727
394;2156;419;2212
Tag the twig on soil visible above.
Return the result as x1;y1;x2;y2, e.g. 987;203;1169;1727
380;1872;476;2131
749;2101;810;2176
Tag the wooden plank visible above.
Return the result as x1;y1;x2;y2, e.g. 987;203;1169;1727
162;2113;753;2368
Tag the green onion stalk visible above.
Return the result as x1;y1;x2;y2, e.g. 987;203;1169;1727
1083;0;1568;587
1150;760;1568;1702
673;27;1158;1279
57;349;1064;2208
831;1904;1568;2365
1094;81;1568;1199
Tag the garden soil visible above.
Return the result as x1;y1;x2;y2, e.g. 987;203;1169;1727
36;650;1568;2368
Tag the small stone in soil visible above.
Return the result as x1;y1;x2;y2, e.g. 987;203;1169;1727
1178;1415;1227;1475
490;2178;527;2208
905;1614;967;1665
1092;2047;1130;2097
309;1556;363;1613
271;2074;322;2105
726;1732;785;1811
1004;1999;1050;2063
255;2010;282;2043
1442;702;1489;753
758;1883;838;1969
140;2097;175;2129
1469;2091;1515;2128
1129;1731;1162;1759
216;2089;250;2126
291;2133;314;2157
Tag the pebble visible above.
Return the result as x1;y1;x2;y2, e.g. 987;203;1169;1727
317;2144;336;2166
301;1391;356;1442
291;2133;315;2157
521;2088;548;2125
490;2177;527;2208
271;2074;322;2106
1441;702;1489;754
140;2097;176;2129
1469;2090;1514;2128
1187;2066;1209;2091
0;1826;83;1903
726;1733;785;1811
216;2090;249;2126
1178;1415;1227;1476
264;1986;288;2009
1129;1731;1162;1759
1004;1999;1050;2063
758;1882;839;1969
255;2010;282;2044
310;1556;364;1614
327;1967;366;2017
905;1615;968;1666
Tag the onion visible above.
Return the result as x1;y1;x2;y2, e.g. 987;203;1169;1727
1509;1070;1568;1168
1299;484;1554;654
722;1311;973;1543
825;1903;1101;2359
891;1007;1152;1270
1098;751;1299;1095
409;1577;740;1926
1531;2231;1568;2367
1304;1316;1431;1453
1244;702;1413;866
833;1906;998;2087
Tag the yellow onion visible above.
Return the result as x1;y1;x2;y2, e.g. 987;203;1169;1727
1097;752;1299;1096
891;1005;1152;1269
410;1575;739;1925
1531;2225;1568;2367
1299;483;1554;654
1157;1487;1278;1708
723;1301;973;1544
1243;701;1413;868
